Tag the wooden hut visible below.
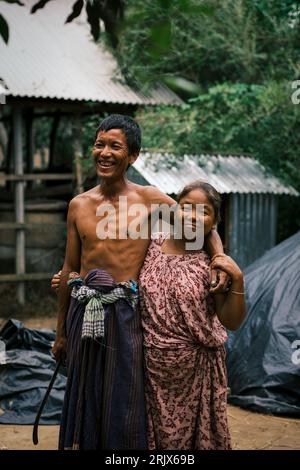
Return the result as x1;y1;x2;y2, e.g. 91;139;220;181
0;0;182;303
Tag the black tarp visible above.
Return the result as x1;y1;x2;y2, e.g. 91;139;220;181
226;230;300;416
0;319;66;424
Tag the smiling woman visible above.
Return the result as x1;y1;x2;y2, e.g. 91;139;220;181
139;179;245;450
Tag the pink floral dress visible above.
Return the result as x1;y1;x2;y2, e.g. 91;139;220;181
139;233;232;450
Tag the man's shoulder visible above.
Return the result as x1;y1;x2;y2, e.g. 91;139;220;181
127;181;151;193
131;183;175;205
127;182;160;201
68;187;98;208
142;186;176;206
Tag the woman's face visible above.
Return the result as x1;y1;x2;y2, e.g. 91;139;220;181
176;188;216;239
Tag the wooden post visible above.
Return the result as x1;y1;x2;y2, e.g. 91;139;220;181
72;114;84;195
48;113;60;170
13;107;25;305
26;108;34;189
0;113;8;168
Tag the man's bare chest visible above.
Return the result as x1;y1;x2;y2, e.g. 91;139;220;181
76;200;150;243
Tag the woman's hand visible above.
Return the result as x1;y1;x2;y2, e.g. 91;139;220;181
51;270;62;292
211;254;243;283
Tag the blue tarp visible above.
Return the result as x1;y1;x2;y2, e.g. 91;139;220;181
0;319;66;424
226;231;300;416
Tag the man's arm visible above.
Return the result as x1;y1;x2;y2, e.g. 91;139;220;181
144;186;176;207
211;254;246;330
142;186;176;233
52;198;81;362
204;229;231;292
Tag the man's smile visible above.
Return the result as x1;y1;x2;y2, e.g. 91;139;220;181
97;159;116;169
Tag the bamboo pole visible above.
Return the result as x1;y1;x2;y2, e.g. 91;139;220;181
73;114;84;195
13;107;25;304
0;273;54;282
0;173;74;182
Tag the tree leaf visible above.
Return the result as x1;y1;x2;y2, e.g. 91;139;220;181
86;1;100;41
0;0;24;5
65;0;84;24
150;21;172;49
0;13;9;44
31;0;53;14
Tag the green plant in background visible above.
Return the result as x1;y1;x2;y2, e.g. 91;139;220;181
136;80;300;241
137;82;300;187
115;0;299;94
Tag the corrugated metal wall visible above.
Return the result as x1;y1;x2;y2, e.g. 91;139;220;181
228;193;277;268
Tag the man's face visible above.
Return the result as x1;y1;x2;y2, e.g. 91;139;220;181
92;128;138;180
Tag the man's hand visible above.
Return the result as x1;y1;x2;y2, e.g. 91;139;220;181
209;267;231;294
51;270;62;292
52;335;67;363
205;229;231;293
211;254;243;283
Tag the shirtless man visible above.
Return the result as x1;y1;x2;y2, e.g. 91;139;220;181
52;114;228;449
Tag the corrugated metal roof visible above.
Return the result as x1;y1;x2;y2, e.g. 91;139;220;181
0;0;182;106
133;153;298;195
0;82;8;94
0;82;8;104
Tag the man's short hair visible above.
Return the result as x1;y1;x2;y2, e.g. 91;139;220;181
95;114;142;155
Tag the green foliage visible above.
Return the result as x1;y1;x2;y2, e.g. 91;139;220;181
116;0;299;93
137;82;300;186
136;81;300;240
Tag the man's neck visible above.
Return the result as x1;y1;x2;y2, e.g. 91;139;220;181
99;176;129;199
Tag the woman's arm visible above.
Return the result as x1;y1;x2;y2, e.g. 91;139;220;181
51;270;61;291
211;254;246;331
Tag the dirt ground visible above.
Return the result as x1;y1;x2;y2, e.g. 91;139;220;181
1;317;300;450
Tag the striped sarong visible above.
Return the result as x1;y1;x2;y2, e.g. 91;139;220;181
68;277;138;339
58;269;147;450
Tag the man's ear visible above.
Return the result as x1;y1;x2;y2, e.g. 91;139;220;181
128;152;139;165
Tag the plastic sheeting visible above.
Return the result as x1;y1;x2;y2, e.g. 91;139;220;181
226;231;300;416
0;319;66;424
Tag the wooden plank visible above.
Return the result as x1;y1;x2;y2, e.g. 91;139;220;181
0;273;54;282
0;222;66;230
25;182;73;198
7;96;137;115
0;173;74;182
